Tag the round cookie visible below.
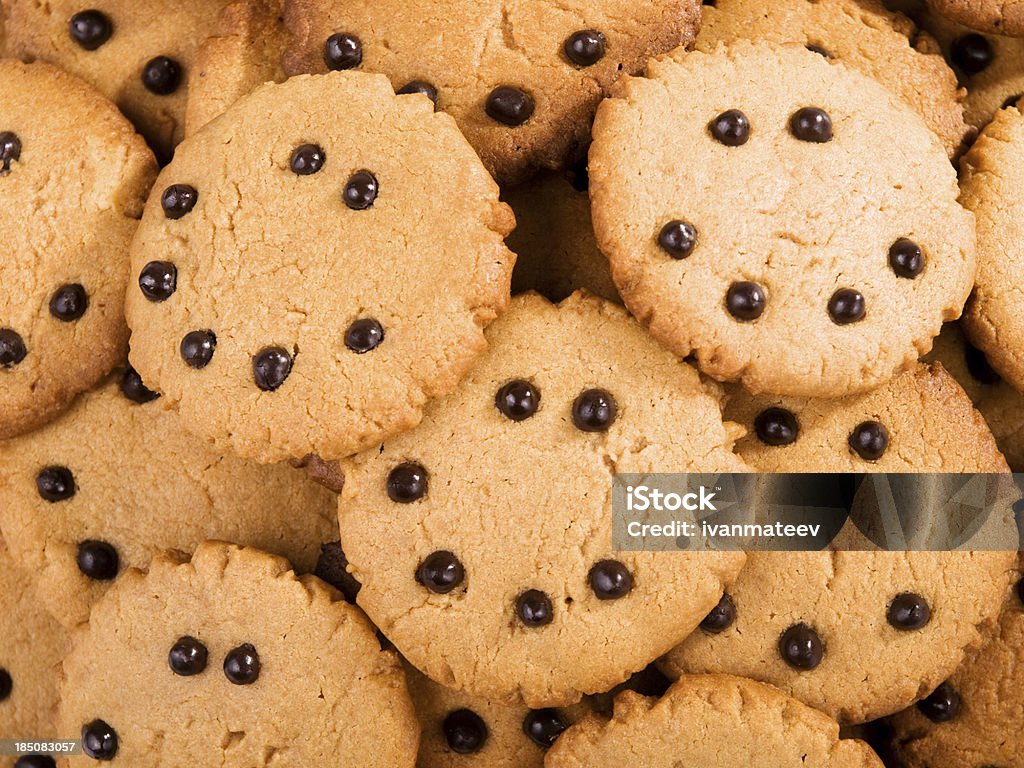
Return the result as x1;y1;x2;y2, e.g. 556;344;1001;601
281;0;702;183
0;59;156;440
695;0;969;158
888;566;1024;768
125;71;515;464
57;542;420;766
2;1;227;160
337;291;749;708
589;42;974;398
503;171;620;304
925;0;1024;36
0;369;339;628
1;538;66;768
545;674;885;768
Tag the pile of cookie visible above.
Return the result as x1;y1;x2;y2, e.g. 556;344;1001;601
1;0;1022;765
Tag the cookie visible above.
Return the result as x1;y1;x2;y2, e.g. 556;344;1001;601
1;538;66;768
337;291;749;707
0;59;156;440
545;674;885;768
280;0;702;183
695;0;970;158
57;542;420;766
887;566;1024;768
503;171;620;304
125;71;515;464
589;41;974;398
926;0;1024;36
2;1;227;159
0;369;339;628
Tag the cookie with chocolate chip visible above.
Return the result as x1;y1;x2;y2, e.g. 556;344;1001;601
337;291;749;707
58;542;419;766
280;0;702;183
589;42;974;398
2;1;226;159
695;0;969;157
926;0;1024;36
126;71;515;464
0;371;338;628
888;566;1024;768
0;60;156;441
546;674;885;768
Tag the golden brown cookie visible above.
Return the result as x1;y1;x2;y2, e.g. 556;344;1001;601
57;542;420;766
0;59;155;440
589;42;974;398
926;0;1024;36
125;71;515;464
0;370;338;628
338;291;749;708
281;0;702;183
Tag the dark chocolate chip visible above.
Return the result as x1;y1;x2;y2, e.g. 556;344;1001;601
951;33;994;76
387;463;428;503
658;220;697;259
564;30;606;67
180;330;216;369
917;682;961;722
76;541;118;581
0;328;28;367
81;720;118;761
709;109;750;146
138;261;177;301
516;589;553;627
700;594;737;633
161;184;198;219
889;238;925;279
324;33;362;70
49;283;88;321
0;668;10;701
726;281;766;321
141;56;182;95
223;644;260;685
314;541;361;603
120;365;160;403
416;550;465;594
754;407;799;446
0;131;21;174
15;756;56;768
252;346;293;391
828;288;866;325
37;466;75;502
169;636;208;676
343;170;378;210
398;80;439;105
69;10;112;50
849;420;889;461
887;592;931;631
443;709;488;754
790;107;833;143
572;388;617;432
485;86;535;126
779;622;823;670
522;709;568;748
588;559;632;600
344;318;384;353
495;379;540;421
290;144;325;175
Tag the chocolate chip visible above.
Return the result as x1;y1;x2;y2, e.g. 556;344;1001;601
36;466;75;502
564;29;606;67
416;550;465;594
77;540;118;581
81;720;118;761
964;343;1001;385
223;644;260;685
120;365;160;403
709;109;750;146
141;56;182;95
495;379;540;421
887;593;931;631
754;407;799;446
168;636;208;676
0;668;10;701
343;170;378;210
700;594;737;633
290;144;325;175
917;682;961;722
779;622;823;670
15;756;56;768
398;80;439;105
69;10;113;50
828;288;865;325
0;328;28;367
726;281;766;321
387;463;428;503
49;283;88;321
790;107;833;143
805;44;831;58
314;541;361;603
485;86;535;126
849;420;889;461
588;559;632;600
951;33;994;76
252;346;293;391
443;709;488;754
324;33;362;70
344;318;385;353
161;184;198;219
522;709;568;748
516;589;553;627
180;330;216;369
889;238;925;279
658;220;697;259
0;132;21;174
138;261;177;301
572;388;617;432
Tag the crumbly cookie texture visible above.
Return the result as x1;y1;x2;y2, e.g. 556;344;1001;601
503;171;620;304
338;291;749;708
280;0;702;183
0;371;339;628
0;59;156;440
546;674;884;768
2;0;226;159
926;0;1024;36
696;0;969;158
57;542;420;767
888;567;1024;768
0;538;66;767
126;70;515;464
589;41;974;398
